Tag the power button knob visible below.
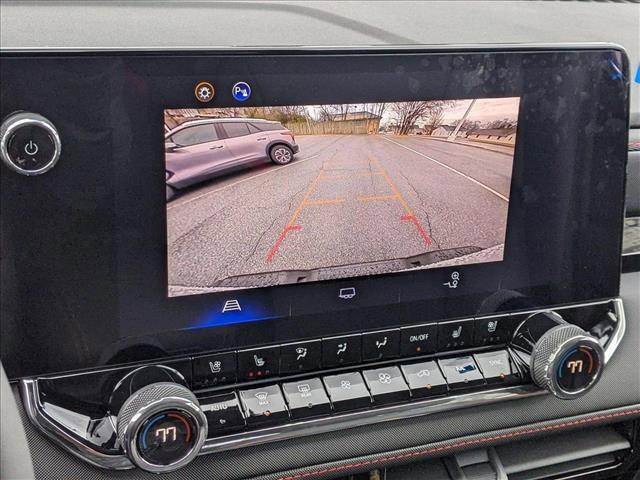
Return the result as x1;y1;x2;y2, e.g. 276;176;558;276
0;112;61;175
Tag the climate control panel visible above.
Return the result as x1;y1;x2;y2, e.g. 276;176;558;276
20;298;625;472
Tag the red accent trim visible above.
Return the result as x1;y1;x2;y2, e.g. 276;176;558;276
167;413;192;443
267;225;302;263
277;408;640;480
400;215;432;247
579;347;595;374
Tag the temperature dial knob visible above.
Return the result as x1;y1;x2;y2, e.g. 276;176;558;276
512;312;604;399
116;382;207;473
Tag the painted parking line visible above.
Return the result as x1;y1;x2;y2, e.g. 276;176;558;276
167;153;321;210
357;194;399;202
306;198;347;206
382;137;509;202
321;172;384;180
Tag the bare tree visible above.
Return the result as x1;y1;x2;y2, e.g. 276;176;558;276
423;106;445;135
459;119;481;132
391;100;456;135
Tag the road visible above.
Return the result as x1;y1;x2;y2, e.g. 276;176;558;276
166;135;513;296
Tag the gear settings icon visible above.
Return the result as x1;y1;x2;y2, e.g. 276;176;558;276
194;81;215;103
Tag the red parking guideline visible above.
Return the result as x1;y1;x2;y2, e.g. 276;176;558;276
267;225;302;263
401;215;432;247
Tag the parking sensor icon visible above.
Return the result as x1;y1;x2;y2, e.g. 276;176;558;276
232;82;251;102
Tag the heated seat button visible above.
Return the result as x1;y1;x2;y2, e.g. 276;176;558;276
323;372;371;412
400;323;438;356
200;392;245;436
322;334;361;367
192;352;237;388
474;315;513;346
239;384;289;426
438;356;486;390
400;361;448;397
473;350;519;385
362;366;410;404
282;378;332;419
279;340;322;375
438;319;474;351
362;329;400;361
237;346;279;381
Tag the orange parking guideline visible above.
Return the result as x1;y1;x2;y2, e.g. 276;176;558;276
266;167;325;263
371;156;432;248
266;154;433;263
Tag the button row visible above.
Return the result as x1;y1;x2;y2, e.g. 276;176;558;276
199;350;519;436
192;315;515;389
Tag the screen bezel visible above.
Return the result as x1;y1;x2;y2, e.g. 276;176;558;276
0;45;629;379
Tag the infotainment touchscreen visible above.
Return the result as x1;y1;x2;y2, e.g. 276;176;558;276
0;47;629;379
165;98;519;297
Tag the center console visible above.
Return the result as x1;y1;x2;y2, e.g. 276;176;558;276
0;45;630;473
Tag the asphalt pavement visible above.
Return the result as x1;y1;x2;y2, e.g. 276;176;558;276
167;135;513;296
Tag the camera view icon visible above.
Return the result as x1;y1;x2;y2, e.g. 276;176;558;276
338;287;356;300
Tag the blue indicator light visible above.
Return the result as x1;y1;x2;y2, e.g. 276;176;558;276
557;348;578;378
184;298;279;331
140;414;167;449
635;64;640;84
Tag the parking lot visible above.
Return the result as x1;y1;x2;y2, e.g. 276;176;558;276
167;135;513;296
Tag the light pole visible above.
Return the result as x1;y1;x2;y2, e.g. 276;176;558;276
447;99;476;142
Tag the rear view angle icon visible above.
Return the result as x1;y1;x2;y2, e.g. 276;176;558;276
338;287;356;300
222;299;242;313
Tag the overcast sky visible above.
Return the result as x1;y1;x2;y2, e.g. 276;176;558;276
305;97;520;127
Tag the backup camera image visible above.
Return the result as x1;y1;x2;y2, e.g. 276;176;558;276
165;98;519;297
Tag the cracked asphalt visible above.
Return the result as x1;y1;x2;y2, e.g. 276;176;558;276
167;135;513;296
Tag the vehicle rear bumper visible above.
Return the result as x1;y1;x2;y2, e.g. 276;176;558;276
292;144;300;154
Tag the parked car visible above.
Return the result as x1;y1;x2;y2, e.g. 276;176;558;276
165;118;299;200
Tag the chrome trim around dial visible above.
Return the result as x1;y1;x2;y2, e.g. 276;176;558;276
0;112;62;176
20;379;133;470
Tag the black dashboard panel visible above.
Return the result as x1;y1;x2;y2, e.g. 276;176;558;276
0;47;629;381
